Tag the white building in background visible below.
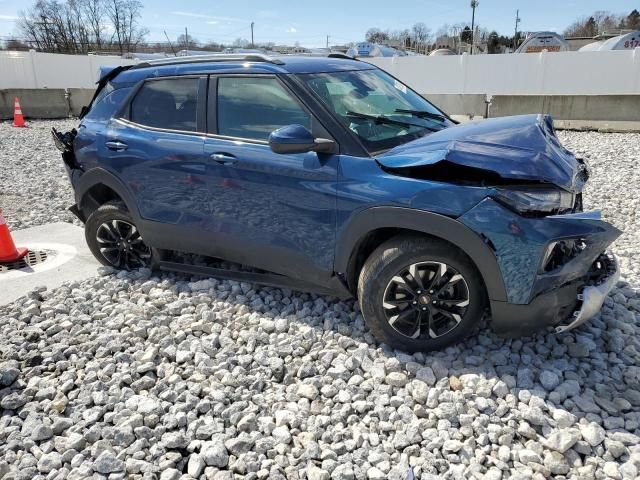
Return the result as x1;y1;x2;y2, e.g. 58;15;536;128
516;32;570;53
272;45;312;54
429;48;457;56
579;31;640;51
345;42;407;58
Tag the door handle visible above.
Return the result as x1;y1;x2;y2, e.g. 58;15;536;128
210;152;237;165
105;140;128;151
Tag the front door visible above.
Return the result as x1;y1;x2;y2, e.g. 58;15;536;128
202;75;339;284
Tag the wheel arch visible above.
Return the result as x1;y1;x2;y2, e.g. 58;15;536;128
75;168;142;221
335;206;507;302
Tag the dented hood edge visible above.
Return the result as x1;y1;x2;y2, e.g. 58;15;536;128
376;114;587;192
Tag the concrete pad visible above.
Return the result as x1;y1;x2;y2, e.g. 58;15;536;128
0;222;99;305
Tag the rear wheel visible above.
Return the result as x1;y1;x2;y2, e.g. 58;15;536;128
358;235;486;352
85;202;152;269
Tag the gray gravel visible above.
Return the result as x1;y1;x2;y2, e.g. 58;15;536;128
1;122;640;479
0;119;80;230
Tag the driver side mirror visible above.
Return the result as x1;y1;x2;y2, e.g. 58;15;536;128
269;124;336;155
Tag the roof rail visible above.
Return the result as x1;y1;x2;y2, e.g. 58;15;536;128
327;53;357;60
133;53;285;69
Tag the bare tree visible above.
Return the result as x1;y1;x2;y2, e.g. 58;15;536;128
435;24;451;39
105;0;148;54
80;0;106;49
412;22;432;44
365;28;389;44
232;38;249;48
409;22;432;53
392;28;411;48
564;16;598;37
564;10;626;37
18;0;147;54
593;10;622;34
177;33;199;50
18;0;82;53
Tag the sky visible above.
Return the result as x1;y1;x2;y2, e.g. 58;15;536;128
0;0;639;47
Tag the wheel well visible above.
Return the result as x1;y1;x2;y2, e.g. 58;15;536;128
345;227;407;293
80;183;124;218
345;227;486;297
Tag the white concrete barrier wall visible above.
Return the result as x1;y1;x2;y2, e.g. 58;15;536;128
2;49;639;94
366;50;640;95
0;51;134;89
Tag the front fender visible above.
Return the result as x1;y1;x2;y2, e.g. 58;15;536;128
459;198;621;304
334;206;507;302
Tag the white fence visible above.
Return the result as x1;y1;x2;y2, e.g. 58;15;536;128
0;51;134;89
367;49;640;96
2;49;640;96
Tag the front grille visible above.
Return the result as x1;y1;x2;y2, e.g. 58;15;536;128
541;239;587;273
584;253;616;287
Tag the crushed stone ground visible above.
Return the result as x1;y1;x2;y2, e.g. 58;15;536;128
1;120;639;479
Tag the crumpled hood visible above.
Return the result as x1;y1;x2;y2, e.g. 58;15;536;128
377;114;588;192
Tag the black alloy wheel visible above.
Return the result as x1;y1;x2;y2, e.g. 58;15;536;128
358;235;486;352
95;219;151;269
85;201;153;270
382;261;470;340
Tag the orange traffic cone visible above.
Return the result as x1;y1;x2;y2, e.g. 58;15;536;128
13;97;26;128
0;210;28;263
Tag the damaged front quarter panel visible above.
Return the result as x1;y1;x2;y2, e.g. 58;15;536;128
458;198;622;305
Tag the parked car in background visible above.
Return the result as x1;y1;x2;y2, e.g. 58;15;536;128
53;54;621;351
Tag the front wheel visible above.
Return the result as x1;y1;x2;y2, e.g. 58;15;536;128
358;235;487;352
85;202;152;270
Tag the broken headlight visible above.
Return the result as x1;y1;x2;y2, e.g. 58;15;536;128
493;187;574;216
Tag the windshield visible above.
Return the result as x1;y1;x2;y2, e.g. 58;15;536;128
298;69;452;152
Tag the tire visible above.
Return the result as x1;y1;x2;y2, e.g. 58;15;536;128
85;201;153;270
357;235;486;352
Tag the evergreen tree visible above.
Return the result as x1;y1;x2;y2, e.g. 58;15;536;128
624;9;640;29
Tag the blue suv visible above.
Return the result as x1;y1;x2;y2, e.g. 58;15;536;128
53;54;621;351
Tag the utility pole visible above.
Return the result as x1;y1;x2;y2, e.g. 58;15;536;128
250;22;254;47
184;27;189;50
513;10;521;51
452;26;459;53
470;0;479;54
37;15;52;52
326;35;330;49
164;30;177;56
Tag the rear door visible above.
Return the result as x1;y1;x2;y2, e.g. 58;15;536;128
201;74;340;284
100;76;214;245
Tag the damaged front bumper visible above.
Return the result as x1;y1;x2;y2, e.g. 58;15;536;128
52;127;85;221
459;199;622;336
554;253;619;333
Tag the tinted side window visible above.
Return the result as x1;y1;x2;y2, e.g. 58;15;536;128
216;77;311;141
130;78;198;131
85;87;131;121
